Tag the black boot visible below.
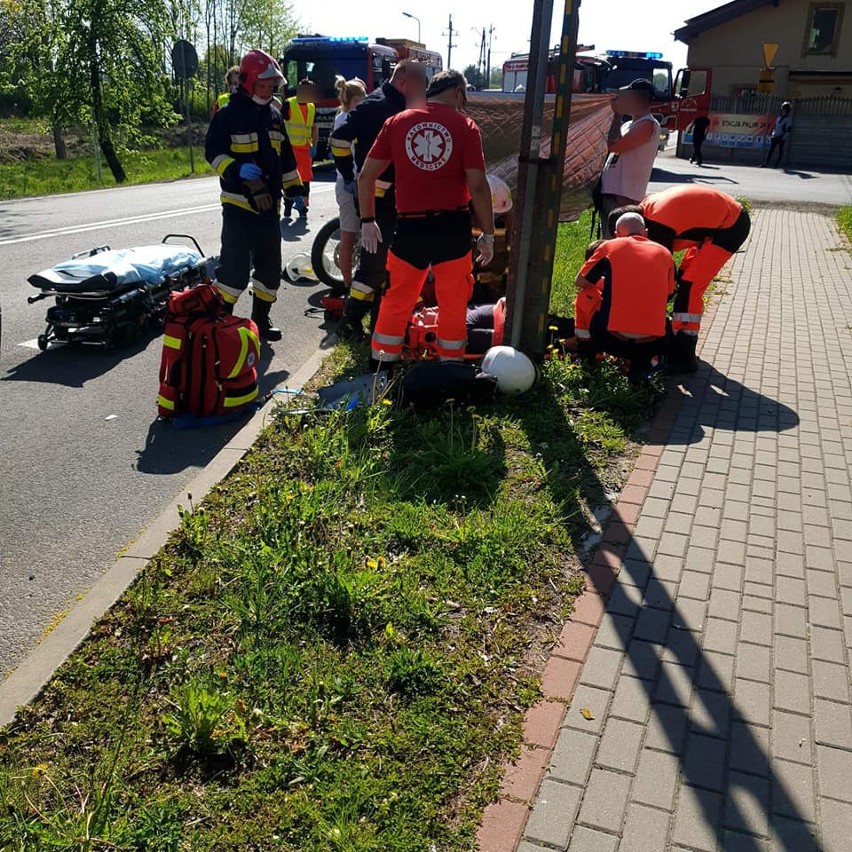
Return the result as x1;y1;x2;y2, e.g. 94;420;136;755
283;200;293;218
251;296;282;342
337;297;371;342
665;333;699;374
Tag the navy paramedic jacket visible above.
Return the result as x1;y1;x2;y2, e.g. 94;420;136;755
205;89;304;214
329;81;406;186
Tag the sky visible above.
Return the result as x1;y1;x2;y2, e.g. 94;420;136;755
287;0;726;75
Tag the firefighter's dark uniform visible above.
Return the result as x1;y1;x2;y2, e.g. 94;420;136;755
329;81;406;328
205;89;304;307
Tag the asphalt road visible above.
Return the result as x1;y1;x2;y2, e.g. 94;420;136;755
0;171;341;679
649;149;852;205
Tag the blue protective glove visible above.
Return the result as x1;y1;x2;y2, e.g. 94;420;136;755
294;195;307;214
239;162;263;180
343;180;356;196
310;145;317;159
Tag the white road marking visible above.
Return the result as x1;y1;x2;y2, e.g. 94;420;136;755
0;205;220;246
19;339;43;350
0;185;334;247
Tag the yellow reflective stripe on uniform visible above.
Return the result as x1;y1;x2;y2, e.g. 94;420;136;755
221;191;255;213
212;154;234;175
214;282;242;304
282;169;301;186
330;144;352;158
224;387;259;408
251;278;277;302
673;312;703;323
349;281;374;302
230;132;259;154
163;334;182;350
268;129;283;153
227;326;261;379
157;394;175;411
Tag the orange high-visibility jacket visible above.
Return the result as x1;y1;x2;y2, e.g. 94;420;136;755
578;236;675;339
641;186;743;252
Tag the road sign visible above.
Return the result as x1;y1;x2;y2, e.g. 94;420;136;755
172;40;199;80
762;41;779;69
757;68;775;94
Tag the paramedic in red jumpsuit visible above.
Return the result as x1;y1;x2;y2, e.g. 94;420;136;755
356;70;495;370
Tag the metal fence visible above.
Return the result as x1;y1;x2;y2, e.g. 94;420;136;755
685;94;852;168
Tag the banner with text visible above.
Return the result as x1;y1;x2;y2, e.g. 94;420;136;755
684;113;778;149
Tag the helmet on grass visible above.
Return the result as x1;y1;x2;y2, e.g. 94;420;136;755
481;345;538;395
239;50;285;95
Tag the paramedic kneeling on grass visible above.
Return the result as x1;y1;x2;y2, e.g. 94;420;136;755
357;70;495;371
575;212;675;384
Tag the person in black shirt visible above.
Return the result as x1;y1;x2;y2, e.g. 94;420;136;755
329;60;428;339
689;112;711;166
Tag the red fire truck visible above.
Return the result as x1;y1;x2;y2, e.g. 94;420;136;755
501;49;711;133
280;35;443;159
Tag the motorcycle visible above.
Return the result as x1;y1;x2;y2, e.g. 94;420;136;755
310;217;360;294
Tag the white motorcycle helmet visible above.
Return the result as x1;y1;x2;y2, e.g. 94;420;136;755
481;345;538;395
487;174;513;215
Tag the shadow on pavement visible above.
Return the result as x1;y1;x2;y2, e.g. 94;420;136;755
2;330;158;387
783;169;816;180
664;363;799;446
651;167;739;186
515;362;815;851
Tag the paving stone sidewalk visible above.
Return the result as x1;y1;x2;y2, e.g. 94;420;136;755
519;209;852;852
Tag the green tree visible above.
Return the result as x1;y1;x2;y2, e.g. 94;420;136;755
241;0;297;59
2;0;73;154
58;0;179;181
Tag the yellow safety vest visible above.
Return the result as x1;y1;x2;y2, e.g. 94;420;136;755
285;97;315;148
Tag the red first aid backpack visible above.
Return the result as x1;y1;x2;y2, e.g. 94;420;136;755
157;284;261;419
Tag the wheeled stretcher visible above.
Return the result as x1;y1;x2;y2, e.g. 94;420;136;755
27;235;216;350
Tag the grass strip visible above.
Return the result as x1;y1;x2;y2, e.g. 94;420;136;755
0;148;205;200
838;206;852;245
0;219;657;851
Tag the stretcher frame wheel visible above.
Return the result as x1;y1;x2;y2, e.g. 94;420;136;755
37;333;49;351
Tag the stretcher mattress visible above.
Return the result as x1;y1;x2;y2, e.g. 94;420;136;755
29;245;203;294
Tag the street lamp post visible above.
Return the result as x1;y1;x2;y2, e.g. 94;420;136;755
402;12;421;44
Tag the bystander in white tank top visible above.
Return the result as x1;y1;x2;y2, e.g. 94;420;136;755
601;113;661;202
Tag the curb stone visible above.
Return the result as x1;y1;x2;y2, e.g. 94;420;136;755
0;344;331;728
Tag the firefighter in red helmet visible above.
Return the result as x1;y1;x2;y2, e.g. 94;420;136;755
205;49;306;341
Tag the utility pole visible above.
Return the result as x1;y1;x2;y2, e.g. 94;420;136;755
444;14;457;70
473;27;487;88
486;24;495;88
504;0;582;355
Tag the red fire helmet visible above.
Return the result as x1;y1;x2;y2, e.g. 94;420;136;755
239;49;285;95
